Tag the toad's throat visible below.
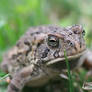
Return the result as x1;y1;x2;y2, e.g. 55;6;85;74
46;49;86;66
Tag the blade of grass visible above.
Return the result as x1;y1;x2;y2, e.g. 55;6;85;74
64;50;74;92
0;73;10;82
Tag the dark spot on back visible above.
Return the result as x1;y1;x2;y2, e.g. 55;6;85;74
12;53;22;59
10;83;20;92
21;63;26;67
17;59;20;62
16;42;20;47
41;47;50;58
69;32;72;35
18;52;22;55
30;31;40;36
53;50;60;58
35;31;40;34
26;46;32;56
37;42;41;47
74;30;78;34
24;40;30;46
24;40;32;56
12;54;17;59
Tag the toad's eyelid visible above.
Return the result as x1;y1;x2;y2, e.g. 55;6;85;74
48;33;64;39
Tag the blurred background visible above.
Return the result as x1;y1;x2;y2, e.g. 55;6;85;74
0;0;92;92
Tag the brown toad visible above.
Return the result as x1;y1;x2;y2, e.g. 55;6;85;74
1;25;86;92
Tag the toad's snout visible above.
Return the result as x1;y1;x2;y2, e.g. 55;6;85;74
74;41;86;53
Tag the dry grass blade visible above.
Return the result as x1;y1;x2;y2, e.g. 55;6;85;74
82;82;92;90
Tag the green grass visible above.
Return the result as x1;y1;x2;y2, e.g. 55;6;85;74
0;74;10;82
64;50;74;92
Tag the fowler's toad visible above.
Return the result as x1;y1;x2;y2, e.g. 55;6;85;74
1;25;86;92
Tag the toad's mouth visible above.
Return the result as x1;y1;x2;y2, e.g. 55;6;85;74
46;49;87;66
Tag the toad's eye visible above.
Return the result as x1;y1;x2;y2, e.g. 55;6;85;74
82;29;85;36
47;35;59;48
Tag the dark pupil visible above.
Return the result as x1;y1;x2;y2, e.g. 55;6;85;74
48;36;59;47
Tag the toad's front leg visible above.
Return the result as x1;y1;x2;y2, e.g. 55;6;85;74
7;64;34;92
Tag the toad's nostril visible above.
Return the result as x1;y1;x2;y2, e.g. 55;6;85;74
67;40;74;47
69;42;74;47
